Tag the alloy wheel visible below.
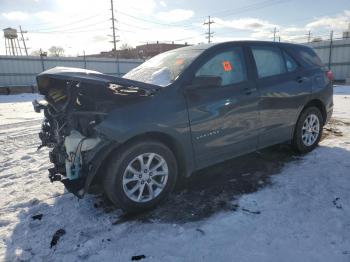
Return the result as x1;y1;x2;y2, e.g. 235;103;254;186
302;113;320;146
122;153;169;203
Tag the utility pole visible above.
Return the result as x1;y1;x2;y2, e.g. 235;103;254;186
307;30;311;43
19;25;28;56
110;0;120;75
110;0;119;51
273;27;278;42
204;16;214;43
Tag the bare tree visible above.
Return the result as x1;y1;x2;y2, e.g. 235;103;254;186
118;43;137;59
120;43;133;50
311;37;323;42
48;46;65;57
30;50;42;56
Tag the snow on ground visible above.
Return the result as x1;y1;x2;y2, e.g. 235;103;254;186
0;87;350;262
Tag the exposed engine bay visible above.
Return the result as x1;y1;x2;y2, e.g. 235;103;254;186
33;67;161;197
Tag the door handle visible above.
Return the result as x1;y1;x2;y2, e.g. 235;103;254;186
296;76;306;83
244;87;257;95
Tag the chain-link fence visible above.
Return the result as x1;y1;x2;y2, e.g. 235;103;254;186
273;30;350;82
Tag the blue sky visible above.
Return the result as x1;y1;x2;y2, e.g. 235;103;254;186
0;0;349;55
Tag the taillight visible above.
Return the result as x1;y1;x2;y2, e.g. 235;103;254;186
326;70;333;81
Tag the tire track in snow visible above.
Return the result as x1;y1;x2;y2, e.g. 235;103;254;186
0;119;42;131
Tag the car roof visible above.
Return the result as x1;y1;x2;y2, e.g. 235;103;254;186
174;40;307;52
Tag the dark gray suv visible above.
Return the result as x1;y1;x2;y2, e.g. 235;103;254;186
33;41;333;212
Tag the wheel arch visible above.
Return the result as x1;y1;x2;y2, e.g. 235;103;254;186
290;99;327;143
301;99;327;125
89;131;189;189
291;99;325;153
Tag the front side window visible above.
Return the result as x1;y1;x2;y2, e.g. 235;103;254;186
195;48;246;86
252;46;286;78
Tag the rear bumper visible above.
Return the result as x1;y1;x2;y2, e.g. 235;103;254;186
325;106;333;125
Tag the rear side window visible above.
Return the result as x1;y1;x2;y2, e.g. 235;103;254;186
298;47;324;68
195;47;246;86
283;51;298;72
252;46;286;78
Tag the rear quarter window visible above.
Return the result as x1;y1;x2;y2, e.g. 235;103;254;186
296;46;324;68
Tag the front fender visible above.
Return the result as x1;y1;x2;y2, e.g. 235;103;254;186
93;88;196;178
83;141;120;195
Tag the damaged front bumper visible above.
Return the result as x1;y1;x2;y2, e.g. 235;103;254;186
33;99;113;198
52;130;105;197
42;124;113;198
33;67;160;198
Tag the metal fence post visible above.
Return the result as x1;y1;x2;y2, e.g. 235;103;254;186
328;30;333;70
40;49;45;71
116;53;120;76
83;50;87;69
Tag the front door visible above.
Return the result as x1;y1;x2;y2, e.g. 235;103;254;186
184;46;259;169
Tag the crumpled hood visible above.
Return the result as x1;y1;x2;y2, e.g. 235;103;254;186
36;67;162;95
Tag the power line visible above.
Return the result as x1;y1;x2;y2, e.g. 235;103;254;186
118;0;289;28
116;10;198;29
204;16;215;43
26;11;108;31
31;28;109;34
173;33;206;42
30;19;110;33
211;0;290;18
118;21;151;31
113;0;290;38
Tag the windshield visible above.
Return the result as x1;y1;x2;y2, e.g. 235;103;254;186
123;49;202;86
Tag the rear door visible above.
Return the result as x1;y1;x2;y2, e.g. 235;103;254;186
249;44;311;148
184;45;259;168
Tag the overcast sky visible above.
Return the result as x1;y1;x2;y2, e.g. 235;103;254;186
0;0;349;56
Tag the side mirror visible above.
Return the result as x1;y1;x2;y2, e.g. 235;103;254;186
188;75;222;89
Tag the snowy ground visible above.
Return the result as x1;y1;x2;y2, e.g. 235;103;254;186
0;87;350;262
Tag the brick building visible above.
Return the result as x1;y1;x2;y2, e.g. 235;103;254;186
85;42;189;59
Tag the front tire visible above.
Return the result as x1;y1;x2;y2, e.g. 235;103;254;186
292;106;323;153
103;140;178;213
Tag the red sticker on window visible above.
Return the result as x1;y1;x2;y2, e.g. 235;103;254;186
175;58;184;65
222;61;232;71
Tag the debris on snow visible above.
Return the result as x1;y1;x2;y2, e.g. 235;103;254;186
196;228;205;235
31;214;43;220
241;208;261;215
50;229;66;248
131;254;146;261
333;197;343;209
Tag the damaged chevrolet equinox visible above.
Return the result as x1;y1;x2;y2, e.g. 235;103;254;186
33;41;333;212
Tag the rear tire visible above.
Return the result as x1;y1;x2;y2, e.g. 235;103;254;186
103;140;178;213
292;106;323;153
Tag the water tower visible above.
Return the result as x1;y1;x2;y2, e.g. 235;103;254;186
3;27;22;55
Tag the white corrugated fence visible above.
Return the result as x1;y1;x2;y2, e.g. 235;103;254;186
0;55;143;87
